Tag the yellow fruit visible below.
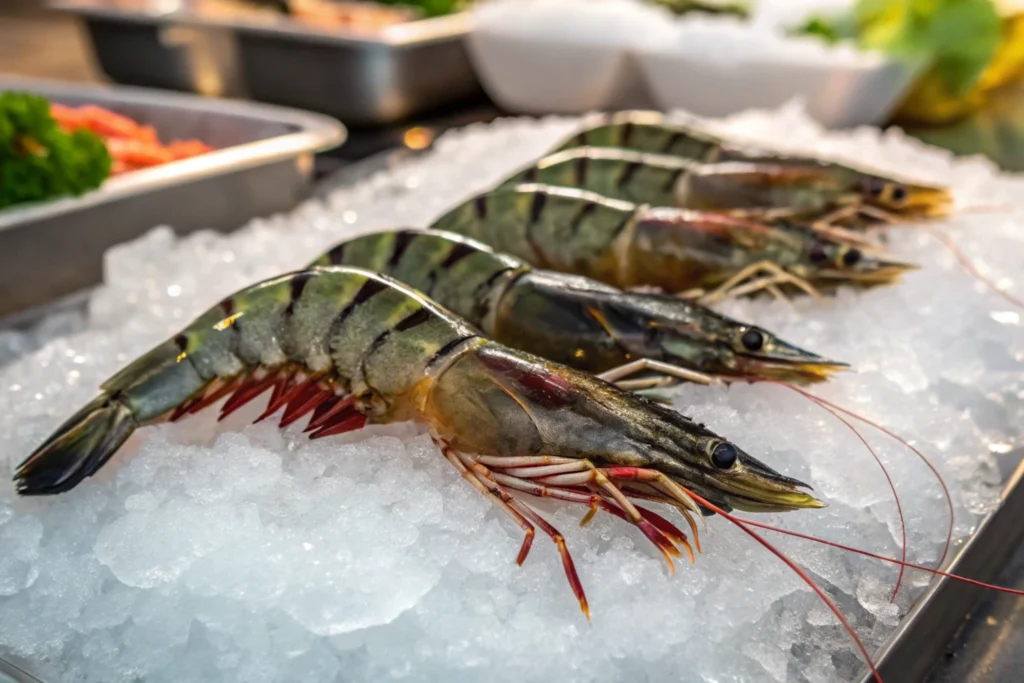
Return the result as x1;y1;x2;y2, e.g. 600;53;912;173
894;13;1024;125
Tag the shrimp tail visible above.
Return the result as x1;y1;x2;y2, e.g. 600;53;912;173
14;393;137;495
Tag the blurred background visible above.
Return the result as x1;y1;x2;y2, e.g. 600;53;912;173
4;0;1024;169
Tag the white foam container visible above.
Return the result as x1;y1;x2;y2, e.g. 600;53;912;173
635;41;927;128
465;0;926;128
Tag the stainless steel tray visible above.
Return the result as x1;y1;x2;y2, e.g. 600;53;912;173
49;1;483;125
859;456;1024;682
0;76;345;318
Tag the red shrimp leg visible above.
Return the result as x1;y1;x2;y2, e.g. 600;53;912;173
433;438;589;618
304;395;356;432
278;380;333;427
483;456;688;570
431;438;536;571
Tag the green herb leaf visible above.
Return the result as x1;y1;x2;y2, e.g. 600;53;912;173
795;0;1003;96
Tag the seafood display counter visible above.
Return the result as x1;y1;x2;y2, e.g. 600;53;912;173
0;76;345;319
49;0;482;125
1;102;1023;683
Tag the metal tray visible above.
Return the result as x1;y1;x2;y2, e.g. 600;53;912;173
859;456;1024;682
49;1;483;125
0;76;345;319
50;1;245;96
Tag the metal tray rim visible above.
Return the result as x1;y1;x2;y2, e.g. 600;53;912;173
0;76;346;232
48;1;470;47
857;458;1024;682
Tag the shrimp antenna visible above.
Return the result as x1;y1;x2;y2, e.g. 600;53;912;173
767;382;955;572
734;516;1024;597
823;201;1020;309
685;491;883;683
746;379;908;600
803;396;907;600
919;223;1024;311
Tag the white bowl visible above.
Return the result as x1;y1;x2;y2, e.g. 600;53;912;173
465;0;670;114
466;31;645;114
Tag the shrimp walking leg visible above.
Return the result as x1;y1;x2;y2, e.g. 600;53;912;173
459;452;590;616
698;260;822;305
614;377;679;392
432;434;536;566
713;275;795;303
812;203;864;227
809;221;877;248
489;457;689;571
596;358;717;386
433;434;591;614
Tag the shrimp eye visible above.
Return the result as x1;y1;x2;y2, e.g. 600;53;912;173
841;248;861;267
741;329;764;351
711;442;738;469
809;242;829;264
891;185;907;203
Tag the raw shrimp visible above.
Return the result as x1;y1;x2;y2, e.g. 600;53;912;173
306;228;846;383
430;183;913;300
14;266;822;618
555;111;952;220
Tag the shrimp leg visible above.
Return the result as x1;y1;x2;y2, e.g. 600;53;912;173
480;456;694;571
433;434;537;566
696;260;822;305
596;359;717;386
433;434;592;616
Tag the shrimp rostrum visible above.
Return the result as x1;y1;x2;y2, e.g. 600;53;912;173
15;266;821;616
307;228;847;384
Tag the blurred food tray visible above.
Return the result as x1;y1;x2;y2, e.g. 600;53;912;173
0;76;345;319
49;0;483;125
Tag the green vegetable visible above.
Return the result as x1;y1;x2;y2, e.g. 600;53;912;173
375;0;465;19
645;0;751;19
794;0;1003;97
0;91;112;211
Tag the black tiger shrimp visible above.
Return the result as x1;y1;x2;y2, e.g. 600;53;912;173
553;111;953;222
15;266;824;619
430;183;913;301
305;227;846;385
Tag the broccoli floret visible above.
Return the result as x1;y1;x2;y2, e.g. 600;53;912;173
0;92;112;211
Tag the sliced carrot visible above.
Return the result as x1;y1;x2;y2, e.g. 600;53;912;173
137;124;160;145
106;138;176;167
109;159;132;176
167;139;214;160
49;103;214;173
78;105;146;140
50;103;89;132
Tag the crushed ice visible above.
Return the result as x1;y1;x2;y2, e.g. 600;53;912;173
1;104;1022;683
